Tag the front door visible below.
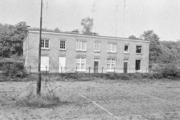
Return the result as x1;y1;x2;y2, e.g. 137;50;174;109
123;62;128;73
94;61;99;73
41;56;49;71
59;57;66;73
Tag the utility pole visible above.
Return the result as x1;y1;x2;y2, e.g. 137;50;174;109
123;0;126;38
116;5;118;37
37;0;43;96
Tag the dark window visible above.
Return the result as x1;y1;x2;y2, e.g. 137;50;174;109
124;45;129;52
136;46;142;53
135;60;141;70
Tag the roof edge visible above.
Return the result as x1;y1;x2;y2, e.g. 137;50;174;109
28;30;150;43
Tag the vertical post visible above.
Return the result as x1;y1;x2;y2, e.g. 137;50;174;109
37;0;43;96
76;66;77;73
46;66;47;74
102;67;103;73
146;68;148;73
29;65;31;74
89;67;90;75
114;67;115;73
61;66;62;74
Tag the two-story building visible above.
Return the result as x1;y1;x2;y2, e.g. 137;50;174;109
23;31;149;73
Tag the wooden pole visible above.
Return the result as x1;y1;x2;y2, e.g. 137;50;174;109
37;0;43;95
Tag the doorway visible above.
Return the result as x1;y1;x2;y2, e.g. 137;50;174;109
94;61;99;73
59;57;66;73
123;61;128;73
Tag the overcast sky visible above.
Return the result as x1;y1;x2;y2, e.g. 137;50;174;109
0;0;180;41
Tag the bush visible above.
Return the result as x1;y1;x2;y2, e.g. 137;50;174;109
118;74;131;80
160;64;180;78
2;63;27;78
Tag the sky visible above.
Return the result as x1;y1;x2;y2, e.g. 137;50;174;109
0;0;180;41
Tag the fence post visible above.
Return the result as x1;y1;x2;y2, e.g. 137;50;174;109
61;66;62;74
76;66;77;73
102;67;103;74
114;67;115;73
89;67;90;75
46;66;47;74
29;65;31;74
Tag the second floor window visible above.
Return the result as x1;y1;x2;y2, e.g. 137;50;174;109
136;46;142;53
107;43;116;53
94;42;100;52
60;40;66;50
76;41;86;51
124;45;129;53
41;39;49;49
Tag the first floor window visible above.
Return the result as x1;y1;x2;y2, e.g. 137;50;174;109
76;41;86;51
107;59;116;71
41;39;50;49
107;43;116;53
135;60;141;71
136;46;142;53
60;40;66;50
76;58;86;71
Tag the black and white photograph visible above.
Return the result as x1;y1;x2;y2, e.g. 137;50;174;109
0;0;180;119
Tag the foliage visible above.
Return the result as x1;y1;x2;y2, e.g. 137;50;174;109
160;41;180;65
2;63;27;78
160;64;180;78
141;30;162;65
0;22;28;57
54;27;61;33
128;35;139;40
81;17;93;35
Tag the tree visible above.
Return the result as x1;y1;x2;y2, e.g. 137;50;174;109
141;30;162;64
128;35;138;39
54;27;61;33
81;17;93;35
0;22;28;57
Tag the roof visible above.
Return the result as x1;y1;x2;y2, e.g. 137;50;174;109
28;31;150;43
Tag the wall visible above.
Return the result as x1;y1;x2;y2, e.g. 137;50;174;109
23;31;149;73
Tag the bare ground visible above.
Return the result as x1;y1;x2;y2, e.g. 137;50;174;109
0;78;180;120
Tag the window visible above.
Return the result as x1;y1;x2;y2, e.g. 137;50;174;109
76;41;86;51
135;60;141;71
76;58;86;71
107;43;116;53
136;46;142;53
124;45;129;53
41;39;49;49
94;42;100;52
60;40;66;50
107;59;116;71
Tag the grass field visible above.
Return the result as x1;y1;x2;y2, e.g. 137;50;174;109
1;78;180;120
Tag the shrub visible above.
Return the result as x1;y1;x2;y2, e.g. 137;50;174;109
130;73;143;79
160;64;180;78
118;73;131;80
2;63;27;78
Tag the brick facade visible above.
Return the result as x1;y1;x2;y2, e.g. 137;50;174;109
23;31;150;73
